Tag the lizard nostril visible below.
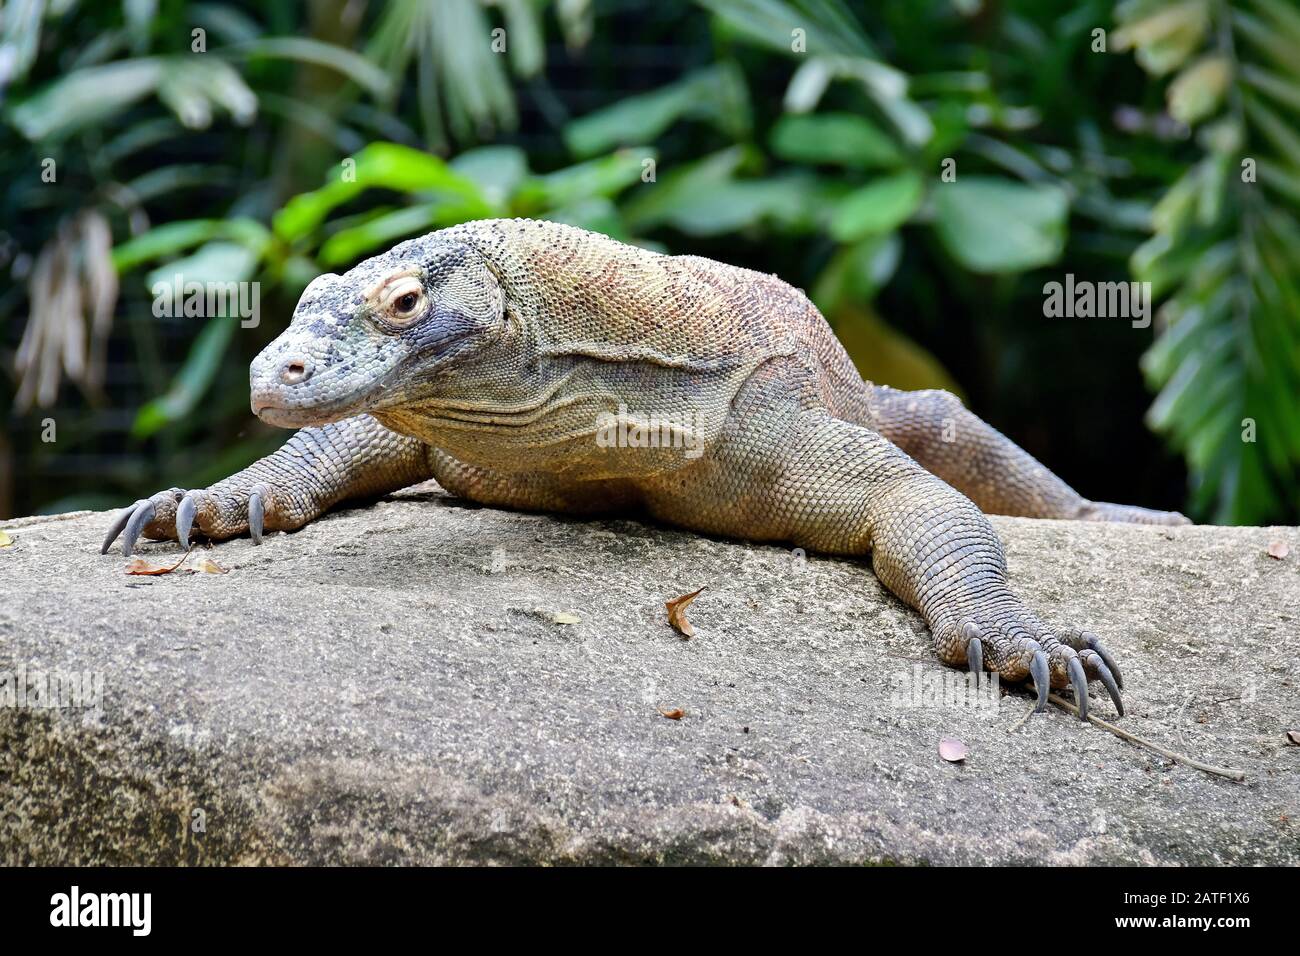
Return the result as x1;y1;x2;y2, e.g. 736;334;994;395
279;357;312;385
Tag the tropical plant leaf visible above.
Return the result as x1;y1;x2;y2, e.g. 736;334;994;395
319;201;483;266
621;147;826;235
230;37;393;99
829;171;924;241
695;0;878;58
932;177;1069;274
1121;0;1300;523
564;64;750;158
9;58;166;139
131;238;262;438
131;315;240;439
515;148;656;211
273;143;491;242
366;0;553;149
450;146;530;204
769;112;903;169
112;219;271;273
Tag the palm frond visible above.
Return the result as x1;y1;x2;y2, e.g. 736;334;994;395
1119;0;1300;523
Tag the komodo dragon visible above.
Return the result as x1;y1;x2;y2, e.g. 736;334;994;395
101;218;1188;720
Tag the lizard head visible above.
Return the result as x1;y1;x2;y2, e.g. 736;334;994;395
249;237;505;428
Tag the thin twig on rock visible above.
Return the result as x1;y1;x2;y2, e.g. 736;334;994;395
1047;693;1247;782
1007;703;1037;734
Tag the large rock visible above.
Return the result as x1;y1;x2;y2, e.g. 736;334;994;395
1;484;1297;865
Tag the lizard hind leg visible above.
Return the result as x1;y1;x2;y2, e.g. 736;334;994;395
869;385;1189;525
636;349;1128;724
737;405;1128;721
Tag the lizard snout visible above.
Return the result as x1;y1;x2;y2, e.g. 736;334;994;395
249;335;387;428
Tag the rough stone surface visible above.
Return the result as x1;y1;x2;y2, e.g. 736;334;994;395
1;485;1297;865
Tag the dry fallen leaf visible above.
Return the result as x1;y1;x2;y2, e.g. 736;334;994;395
938;736;969;762
125;548;193;576
194;557;228;574
0;530;13;547
665;586;706;638
552;611;581;625
658;707;685;720
1286;730;1300;746
1267;540;1290;560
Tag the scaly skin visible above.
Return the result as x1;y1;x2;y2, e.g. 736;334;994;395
103;219;1187;720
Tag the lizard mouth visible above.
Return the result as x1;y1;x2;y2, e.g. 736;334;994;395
251;389;380;428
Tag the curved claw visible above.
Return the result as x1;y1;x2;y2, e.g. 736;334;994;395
1029;648;1050;713
248;489;265;545
101;504;137;554
1067;656;1089;722
176;493;197;549
963;624;983;686
1093;658;1125;718
121;499;156;557
1082;631;1123;689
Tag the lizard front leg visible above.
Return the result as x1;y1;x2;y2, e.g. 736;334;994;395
102;414;434;555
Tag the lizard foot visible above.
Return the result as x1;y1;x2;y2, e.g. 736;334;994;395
948;617;1124;721
1081;501;1190;525
1050;627;1124;718
101;483;279;556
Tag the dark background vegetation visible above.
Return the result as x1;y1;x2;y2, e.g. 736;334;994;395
3;0;1297;524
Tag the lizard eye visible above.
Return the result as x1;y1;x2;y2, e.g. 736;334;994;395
380;277;425;324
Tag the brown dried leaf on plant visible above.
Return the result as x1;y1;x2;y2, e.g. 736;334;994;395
14;210;117;410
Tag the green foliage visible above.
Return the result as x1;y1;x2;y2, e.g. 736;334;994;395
132;309;239;439
273;143;492;244
366;0;590;151
1119;0;1300;523
769;113;904;169
596;0;1087;391
933;178;1070;274
564;64;751;157
0;1;392;436
112;220;272;273
830;171;924;242
621;146;825;235
5;0;1296;526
